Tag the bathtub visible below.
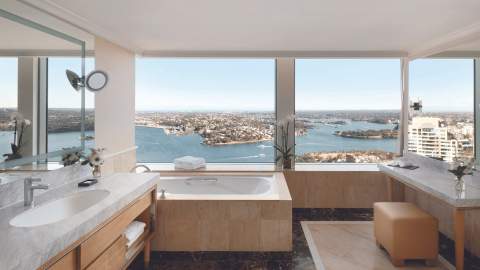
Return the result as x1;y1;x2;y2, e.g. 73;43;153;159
152;173;292;252
156;175;279;200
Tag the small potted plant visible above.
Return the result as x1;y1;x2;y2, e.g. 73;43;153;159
3;112;31;161
274;114;295;170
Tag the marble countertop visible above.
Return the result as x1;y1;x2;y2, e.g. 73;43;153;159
379;161;480;208
0;172;159;270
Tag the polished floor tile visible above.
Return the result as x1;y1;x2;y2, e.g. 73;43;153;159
128;208;480;270
302;221;446;270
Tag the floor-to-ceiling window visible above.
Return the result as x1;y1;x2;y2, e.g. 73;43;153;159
408;59;474;162
0;57;18;160
295;59;401;163
135;58;276;163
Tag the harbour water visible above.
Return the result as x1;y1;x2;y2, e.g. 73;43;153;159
1;121;397;163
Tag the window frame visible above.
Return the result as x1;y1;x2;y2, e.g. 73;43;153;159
134;57;278;164
405;57;477;163
133;57;480;168
292;57;403;165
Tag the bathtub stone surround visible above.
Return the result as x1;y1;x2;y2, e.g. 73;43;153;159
283;170;389;208
152;173;292;252
0;164;92;208
0;173;158;270
129;209;373;270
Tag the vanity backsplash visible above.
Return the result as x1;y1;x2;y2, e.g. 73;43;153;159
0;164;92;208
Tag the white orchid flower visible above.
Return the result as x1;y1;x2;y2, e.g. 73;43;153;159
23;119;31;126
10;112;23;121
285;114;296;123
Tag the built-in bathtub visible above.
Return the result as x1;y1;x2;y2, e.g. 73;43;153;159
152;173;292;252
156;175;279;200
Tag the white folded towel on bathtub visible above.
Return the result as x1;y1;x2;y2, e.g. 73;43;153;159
174;156;206;170
124;221;146;248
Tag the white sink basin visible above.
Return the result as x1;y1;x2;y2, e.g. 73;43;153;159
10;189;110;228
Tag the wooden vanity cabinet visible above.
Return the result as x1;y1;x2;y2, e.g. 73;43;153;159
48;250;76;270
85;236;126;270
43;187;156;270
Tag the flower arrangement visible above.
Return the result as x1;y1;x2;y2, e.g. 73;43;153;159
3;112;31;161
448;158;475;179
82;148;105;177
448;158;475;191
61;151;82;166
61;147;105;177
274;114;295;170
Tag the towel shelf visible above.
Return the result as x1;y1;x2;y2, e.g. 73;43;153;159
41;187;157;270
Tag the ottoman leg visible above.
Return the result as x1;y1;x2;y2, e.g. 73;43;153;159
391;258;404;267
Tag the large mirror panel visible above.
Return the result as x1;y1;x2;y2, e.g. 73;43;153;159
0;9;92;170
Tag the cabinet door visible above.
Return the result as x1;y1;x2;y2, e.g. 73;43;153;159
48;250;76;270
85;236;126;270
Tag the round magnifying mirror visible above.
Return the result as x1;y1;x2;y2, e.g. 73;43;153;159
85;70;108;92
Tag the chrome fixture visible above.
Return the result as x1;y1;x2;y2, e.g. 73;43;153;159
159;188;166;199
66;69;109;92
24;177;49;207
130;164;152;173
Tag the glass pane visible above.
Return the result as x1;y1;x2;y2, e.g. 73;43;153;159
408;59;474;162
48;57;95;157
135;58;276;163
295;59;401;163
0;57;18;160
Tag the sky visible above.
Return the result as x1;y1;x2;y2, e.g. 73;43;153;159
0;57;475;112
0;57;95;109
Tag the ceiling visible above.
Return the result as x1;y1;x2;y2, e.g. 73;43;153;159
0;15;83;56
18;0;480;57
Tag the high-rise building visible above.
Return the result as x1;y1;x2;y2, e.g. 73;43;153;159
408;117;472;162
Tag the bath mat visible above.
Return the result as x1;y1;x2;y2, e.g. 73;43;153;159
301;221;451;270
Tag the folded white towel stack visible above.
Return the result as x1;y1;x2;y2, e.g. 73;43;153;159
174;156;206;170
124;221;146;248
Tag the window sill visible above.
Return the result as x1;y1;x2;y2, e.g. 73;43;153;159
140;163;277;172
139;162;381;172
294;163;380;172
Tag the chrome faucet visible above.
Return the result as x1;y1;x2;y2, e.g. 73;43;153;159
24;177;49;207
159;188;166;199
130;164;152;173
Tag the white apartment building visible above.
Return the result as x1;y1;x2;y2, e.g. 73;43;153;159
408;117;472;162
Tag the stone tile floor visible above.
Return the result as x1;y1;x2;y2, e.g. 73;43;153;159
129;208;480;270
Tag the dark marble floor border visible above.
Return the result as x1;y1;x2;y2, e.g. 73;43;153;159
128;208;480;270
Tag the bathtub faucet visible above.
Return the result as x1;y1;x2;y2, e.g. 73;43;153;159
130;164;152;173
159;188;166;199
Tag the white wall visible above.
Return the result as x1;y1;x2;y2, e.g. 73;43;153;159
94;37;136;173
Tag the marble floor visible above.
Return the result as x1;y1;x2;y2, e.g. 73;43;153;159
302;221;446;270
128;208;480;270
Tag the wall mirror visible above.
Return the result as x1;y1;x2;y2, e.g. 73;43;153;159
0;9;91;172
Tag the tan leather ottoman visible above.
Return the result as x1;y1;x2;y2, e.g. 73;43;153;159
374;202;438;266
